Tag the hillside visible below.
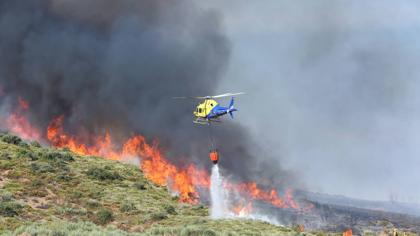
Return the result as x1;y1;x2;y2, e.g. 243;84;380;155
0;133;308;236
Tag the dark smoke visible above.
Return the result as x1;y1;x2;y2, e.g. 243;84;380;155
0;0;296;188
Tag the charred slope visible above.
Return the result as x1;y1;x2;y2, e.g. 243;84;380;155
312;202;420;234
254;199;420;235
305;191;420;217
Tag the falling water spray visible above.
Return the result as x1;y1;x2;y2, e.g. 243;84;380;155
210;164;226;218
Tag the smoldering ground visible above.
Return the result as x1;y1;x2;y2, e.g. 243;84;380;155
0;1;297;189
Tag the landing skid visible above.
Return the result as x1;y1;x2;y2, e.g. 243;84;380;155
193;117;221;125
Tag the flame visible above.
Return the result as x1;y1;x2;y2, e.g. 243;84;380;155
3;97;41;140
226;182;298;209
47;115;121;160
47;115;208;203
46;115;301;207
3;97;306;212
232;201;253;216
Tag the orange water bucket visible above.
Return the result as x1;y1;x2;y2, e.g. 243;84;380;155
209;150;219;164
343;229;352;236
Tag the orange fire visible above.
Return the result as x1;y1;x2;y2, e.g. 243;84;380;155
226;182;298;209
232;201;253;216
3;97;306;212
47;115;122;160
47;115;209;203
3;97;41;141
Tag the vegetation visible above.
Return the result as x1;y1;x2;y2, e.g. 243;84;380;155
0;133;307;235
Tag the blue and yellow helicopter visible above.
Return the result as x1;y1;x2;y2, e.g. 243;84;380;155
174;92;244;125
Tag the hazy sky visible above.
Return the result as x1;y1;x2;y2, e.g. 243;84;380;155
200;1;420;203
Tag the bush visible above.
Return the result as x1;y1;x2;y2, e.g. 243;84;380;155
0;201;22;217
151;212;168;221
96;209;114;224
30;141;42;148
16;149;38;161
0;153;11;160
70;191;83;199
42;151;74;162
58;206;87;216
86;199;100;208
18;142;29;148
120;201;137;213
164;204;177;215
134;182;147;190
0;191;13;202
202;229;217;236
87;167;123;181
57;172;72;181
31;162;55;173
0;134;22;145
31;179;43;187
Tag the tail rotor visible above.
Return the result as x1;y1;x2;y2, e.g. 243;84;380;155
228;97;237;119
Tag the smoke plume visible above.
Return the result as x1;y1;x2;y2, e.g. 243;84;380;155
0;1;295;189
204;0;420;202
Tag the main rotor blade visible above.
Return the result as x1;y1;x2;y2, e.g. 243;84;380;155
172;96;203;99
210;92;245;98
172;92;244;99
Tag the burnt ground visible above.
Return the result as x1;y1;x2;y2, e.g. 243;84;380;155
258;200;420;234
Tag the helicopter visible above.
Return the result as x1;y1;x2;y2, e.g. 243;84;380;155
173;92;244;125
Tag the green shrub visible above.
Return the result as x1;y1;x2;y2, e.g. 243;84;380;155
202;229;217;236
57;172;72;181
164;204;177;215
31;179;43;187
18;142;29;148
31;162;55;173
151;211;168;221
0;153;11;160
70;191;83;199
16;149;38;160
96;208;114;224
58;206;87;216
0;191;13;202
0;201;22;217
171;195;180;201
51;231;66;236
30;141;42;148
134;182;147;190
87;167;123;181
120;201;137;212
86;199;100;208
0;134;22;145
42;151;74;162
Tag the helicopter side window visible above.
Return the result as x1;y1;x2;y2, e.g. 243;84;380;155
199;108;202;113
